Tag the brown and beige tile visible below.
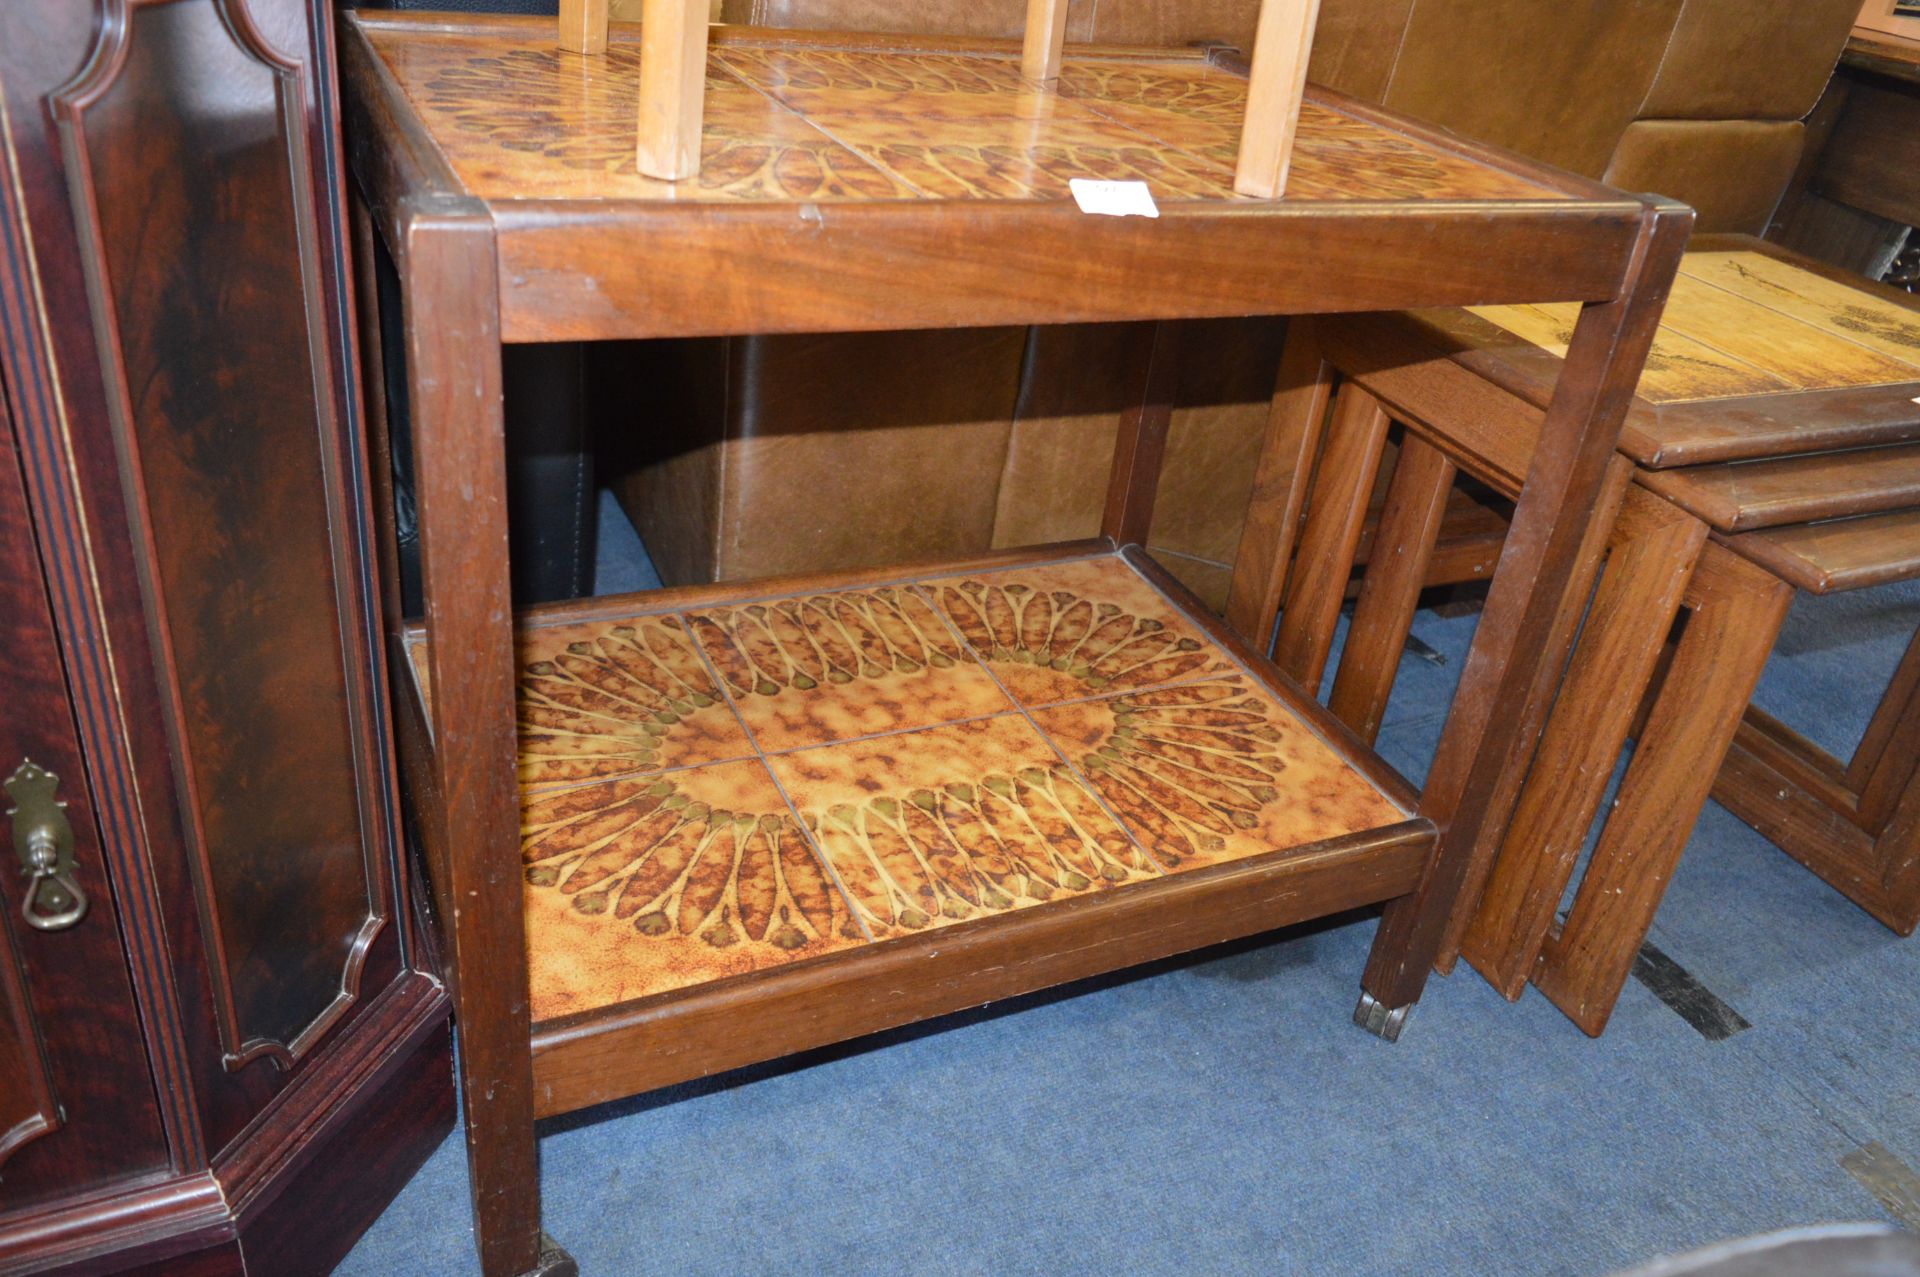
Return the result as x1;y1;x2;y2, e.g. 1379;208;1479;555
921;556;1235;707
769;715;1157;937
370;32;911;202
408;614;757;787
687;585;1010;753
515;613;756;787
1030;674;1410;870
520;756;865;1021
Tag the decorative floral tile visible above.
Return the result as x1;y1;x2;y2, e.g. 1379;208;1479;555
516;614;756;787
370;34;912;202
687;586;1011;753
921;556;1235;707
768;715;1156;937
1029;674;1410;870
406;616;757;787
520;757;864;1020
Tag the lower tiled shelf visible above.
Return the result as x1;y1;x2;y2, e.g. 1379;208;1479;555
406;548;1431;1113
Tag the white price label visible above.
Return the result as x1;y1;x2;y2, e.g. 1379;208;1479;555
1069;179;1160;219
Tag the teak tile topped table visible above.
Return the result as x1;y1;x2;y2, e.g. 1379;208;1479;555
341;12;1688;1274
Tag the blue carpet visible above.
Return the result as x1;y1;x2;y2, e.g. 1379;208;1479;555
341;496;1918;1276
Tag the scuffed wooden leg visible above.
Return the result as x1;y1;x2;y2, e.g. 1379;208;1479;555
1432;456;1632;974
402;216;543;1277
1850;624;1920;830
1534;543;1792;1036
1269;383;1392;691
1225;317;1334;656
558;0;608;55
1357;202;1691;1024
636;0;710;180
1458;487;1705;998
1021;0;1070;82
1327;434;1456;744
1873;757;1920;935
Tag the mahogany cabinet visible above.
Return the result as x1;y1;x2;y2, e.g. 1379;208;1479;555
0;0;450;1271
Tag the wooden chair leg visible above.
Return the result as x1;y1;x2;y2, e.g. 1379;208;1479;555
1458;486;1707;999
1021;0;1071;82
1225;317;1334;655
1234;0;1322;198
1269;383;1392;691
1326;434;1456;744
1357;201;1691;1036
1534;542;1793;1036
635;0;711;181
402;219;547;1277
558;0;609;55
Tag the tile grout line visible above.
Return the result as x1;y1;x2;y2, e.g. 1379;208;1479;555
906;579;1177;876
675;607;881;944
704;50;934;199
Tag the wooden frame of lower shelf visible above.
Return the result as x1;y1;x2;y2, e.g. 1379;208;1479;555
530;820;1431;1116
389;538;1438;1119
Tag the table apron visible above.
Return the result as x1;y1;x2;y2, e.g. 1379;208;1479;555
490;203;1646;342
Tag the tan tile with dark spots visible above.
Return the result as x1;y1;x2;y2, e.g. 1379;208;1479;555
406;614;757;789
687;585;1011;753
768;715;1157;938
520;757;865;1021
921;555;1235;708
1030;674;1410;871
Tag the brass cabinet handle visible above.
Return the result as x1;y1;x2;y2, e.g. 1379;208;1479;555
6;761;87;932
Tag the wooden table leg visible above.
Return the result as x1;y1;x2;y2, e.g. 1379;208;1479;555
1873;745;1920;936
1328;434;1457;744
1715;620;1920;937
1851;625;1920;834
400;214;557;1277
1269;382;1392;691
1100;320;1180;547
1225;317;1334;654
1433;455;1631;975
1356;201;1692;1040
1534;542;1793;1035
1458;486;1707;998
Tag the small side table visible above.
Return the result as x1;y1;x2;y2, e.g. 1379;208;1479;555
343;14;1684;1273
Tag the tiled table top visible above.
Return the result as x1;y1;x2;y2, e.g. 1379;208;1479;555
361;25;1558;205
411;554;1410;1023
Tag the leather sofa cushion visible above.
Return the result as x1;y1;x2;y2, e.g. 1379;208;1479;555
608;328;1027;584
1604;119;1805;235
1635;0;1860;122
1310;0;1686;178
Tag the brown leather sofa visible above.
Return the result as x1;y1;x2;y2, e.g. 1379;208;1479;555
608;0;1862;609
